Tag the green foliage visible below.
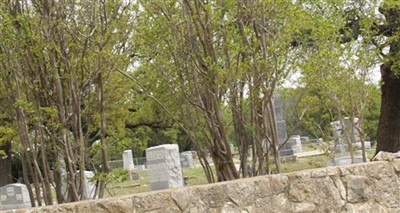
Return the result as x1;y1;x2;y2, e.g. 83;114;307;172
109;169;130;183
0;127;15;146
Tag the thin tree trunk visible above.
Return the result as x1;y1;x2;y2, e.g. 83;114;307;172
268;99;282;173
97;71;110;198
39;127;53;205
21;153;35;207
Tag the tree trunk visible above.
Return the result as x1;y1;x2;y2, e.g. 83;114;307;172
376;64;400;153
268;99;282;173
375;0;400;154
97;71;110;198
21;153;35;207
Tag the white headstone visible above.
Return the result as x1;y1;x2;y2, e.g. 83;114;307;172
180;151;194;168
0;183;31;210
123;150;135;171
61;170;97;201
146;144;184;190
290;135;303;153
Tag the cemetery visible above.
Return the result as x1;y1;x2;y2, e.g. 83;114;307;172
2;0;400;212
0;92;380;211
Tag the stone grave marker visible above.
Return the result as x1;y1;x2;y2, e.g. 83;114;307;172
0;183;31;210
273;94;294;156
332;118;362;148
146;144;184;190
61;170;97;200
123;150;135;171
276;121;288;145
180;151;194;168
123;149;139;179
327;156;367;167
289;135;303;153
300;136;310;143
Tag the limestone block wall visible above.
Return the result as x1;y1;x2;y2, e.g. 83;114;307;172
4;159;400;213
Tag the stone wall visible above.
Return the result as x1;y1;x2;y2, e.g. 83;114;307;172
4;159;400;213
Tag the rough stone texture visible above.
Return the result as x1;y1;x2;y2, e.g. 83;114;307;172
6;159;400;213
123;149;135;171
0;183;31;211
146;144;184;191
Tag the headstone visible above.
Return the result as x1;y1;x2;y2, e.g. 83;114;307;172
122;150;135;171
61;170;97;200
180;151;194;168
273;94;294;156
279;149;294;156
289;135;303;153
135;165;146;171
331;118;362;147
191;151;198;159
300;136;310;143
327;156;367;167
129;170;140;180
0;183;31;210
274;94;284;121
146;144;184;191
276;121;288;146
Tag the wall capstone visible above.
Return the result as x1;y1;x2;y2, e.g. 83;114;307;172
2;158;400;213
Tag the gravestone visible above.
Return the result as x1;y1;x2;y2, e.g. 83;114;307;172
134;165;146;171
276;121;288;146
273;94;294;156
180;151;194;168
332;118;362;147
146;144;184;191
61;170;97;200
327;156;367;167
122;150;135;171
289;135;303;153
300;136;310;143
129;170;140;180
0;183;31;210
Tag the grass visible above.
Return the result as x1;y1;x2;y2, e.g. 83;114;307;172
104;156;326;197
104;166;213;198
104;171;150;198
282;154;328;173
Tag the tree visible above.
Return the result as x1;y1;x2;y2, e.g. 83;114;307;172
376;1;400;153
0;0;135;205
133;0;323;180
0;81;15;186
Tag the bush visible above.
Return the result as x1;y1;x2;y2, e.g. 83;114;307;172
109;168;129;183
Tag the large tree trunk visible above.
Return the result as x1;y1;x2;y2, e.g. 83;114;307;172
376;64;400;153
376;2;400;154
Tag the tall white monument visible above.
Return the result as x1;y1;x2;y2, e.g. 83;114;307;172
122;149;135;171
